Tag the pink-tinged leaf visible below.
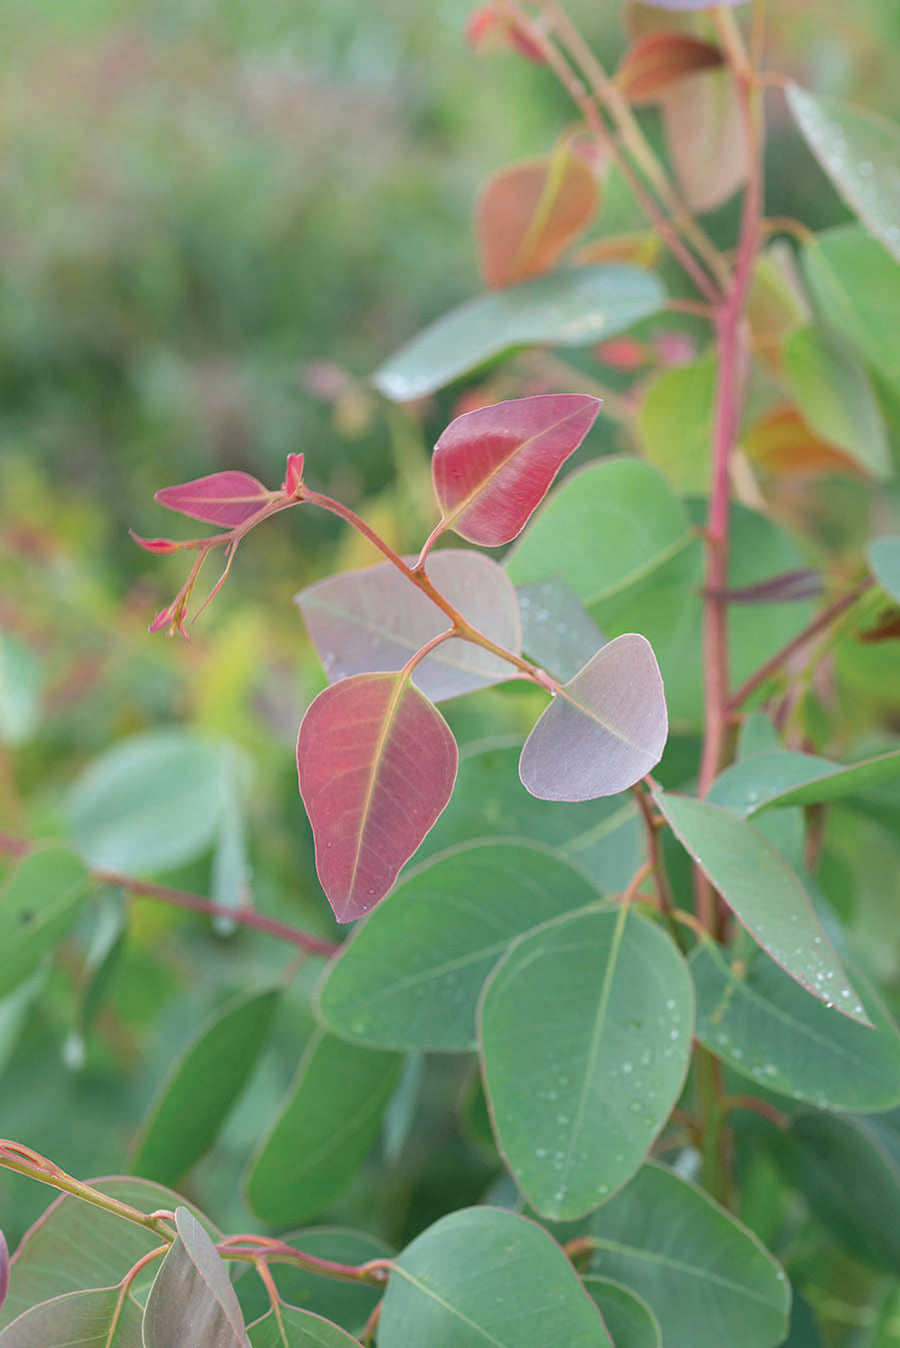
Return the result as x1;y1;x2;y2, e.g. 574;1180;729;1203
662;69;749;212
520;633;668;801
129;532;189;554
283;452;305;496
0;1229;8;1312
297;550;521;703
465;6;546;63
432;394;601;547
298;674;458;921
616;32;724;104
155;471;271;528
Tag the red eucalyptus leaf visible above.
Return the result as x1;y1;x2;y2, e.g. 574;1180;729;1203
283;452;305;496
617;32;723;104
155;471;271;528
129;532;189;555
432;394;601;547
466;7;546;63
520;633;668;801
298;673;458;921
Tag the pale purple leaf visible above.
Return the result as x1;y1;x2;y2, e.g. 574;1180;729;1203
143;1208;249;1347
155;471;271;528
520;633;668;801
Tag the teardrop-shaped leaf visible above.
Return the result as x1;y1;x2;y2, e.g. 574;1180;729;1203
296;551;521;702
476;150;599;289
379;1207;613;1347
787;84;900;262
132;988;280;1186
655;791;869;1024
479;906;693;1220
662;69;748;212
431;394;600;547
143;1209;248;1348
516;578;605;683
582;1278;661;1348
803;226;900;386
617;32;723;104
869;536;900;602
520;635;668;801
298;673;458;921
782;325;890;479
0;1286;143;1347
248;1306;360;1347
0;847;91;1001
691;941;900;1111
587;1164;790;1348
709;747;900;816
372;264;666;402
246;1030;402;1226
155;471;272;527
316;842;602;1052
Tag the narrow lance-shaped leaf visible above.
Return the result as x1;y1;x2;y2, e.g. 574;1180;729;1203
520;634;668;801
709;747;900;816
0;1286;143;1347
143;1208;248;1348
616;32;723;104
431;394;601;547
298;672;458;921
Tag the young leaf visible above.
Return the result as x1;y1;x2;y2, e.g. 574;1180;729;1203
655;791;870;1024
520;634;668;801
786;84;900;262
582;1279;661;1348
587;1164;790;1348
246;1030;402;1225
0;1286;143;1347
155;470;272;528
378;1207;613;1347
296;550;521;702
143;1208;248;1347
297;673;458;921
132;988;280;1186
476;150;599;289
478;906;693;1219
431;394;600;547
0;848;91;1001
372;264;666;402
316;841;602;1052
247;1305;360;1347
869;536;900;602
782;325;890;479
742;405;862;479
617;32;723;104
691;942;900;1111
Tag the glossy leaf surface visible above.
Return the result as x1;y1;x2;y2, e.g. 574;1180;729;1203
803;226;900;386
248;1306;359;1347
479;907;693;1219
516;578;605;682
379;1207;613;1347
132;988;280;1185
143;1209;248;1348
787;84;900;262
372;264;665;401
0;848;90;1001
709;747;900;816
692;942;900;1111
520;634;668;801
316;842;600;1052
431;394;600;546
476;151;598;289
617;32;722;104
297;551;521;702
582;1279;661;1348
298;673;458;921
247;1030;402;1225
783;325;890;478
869;536;900;602
588;1164;790;1348
155;470;271;527
0;1286;142;1347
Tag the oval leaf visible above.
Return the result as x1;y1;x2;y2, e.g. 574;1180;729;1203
583;1278;661;1348
372;264;666;402
588;1164;789;1348
787;84;900;262
246;1030;402;1226
617;33;723;104
248;1305;360;1347
782;325;890;479
155;471;271;527
143;1209;248;1348
297;673;458;921
655;791;869;1024
0;1286;143;1347
520;634;668;801
479;906;693;1219
432;394;601;547
476;150;599;289
663;68;748;212
296;551;521;702
0;847;91;1001
379;1207;612;1347
316;841;602;1052
691;942;900;1111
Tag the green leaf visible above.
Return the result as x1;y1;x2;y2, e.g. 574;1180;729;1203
478;906;693;1220
132;988;280;1185
258;1230;391;1337
0;848;91;1001
379;1206;613;1346
317;842;600;1052
248;1306;359;1347
869;536;900;602
655;791;869;1023
587;1164;790;1348
787;84;900;263
418;742;643;895
637;354;717;495
0;635;42;748
803;226;900;386
691;941;900;1111
782;325;890;478
0;1180;216;1328
582;1278;661;1348
516;579;605;683
143;1209;248;1347
506;458;691;608
0;1286;143;1347
372;265;665;401
246;1030;402;1225
709;747;900;815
